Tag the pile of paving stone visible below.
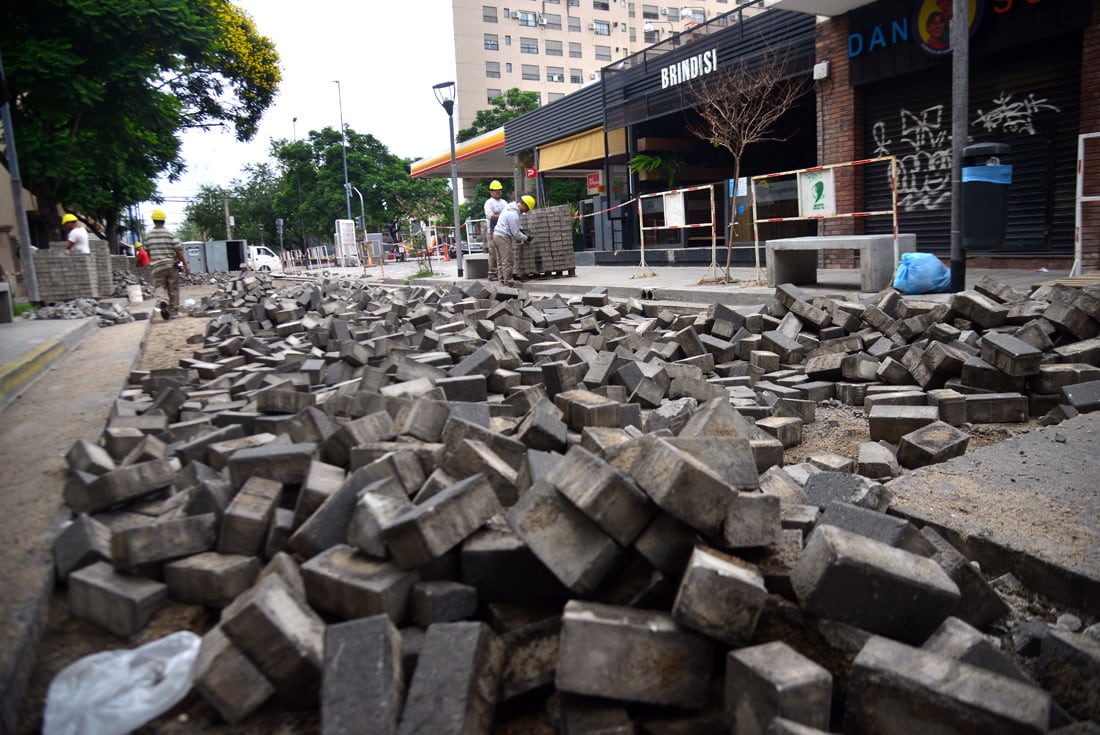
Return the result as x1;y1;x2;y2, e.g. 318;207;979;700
22;298;136;326
52;272;1100;732
111;269;155;300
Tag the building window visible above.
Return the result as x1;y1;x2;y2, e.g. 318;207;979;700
520;37;539;53
595;44;612;60
484;33;499;50
503;8;511;18
568;0;580;5
521;64;540;81
544;12;562;30
483;5;498;21
506;62;513;72
593;0;610;9
547;65;565;82
621;21;628;31
546;0;560;3
570;67;583;83
546;39;564;56
665;6;679;19
568;16;581;32
517;10;538;26
683;7;704;22
628;2;635;16
569;41;582;57
644;29;659;42
629;27;636;41
642;4;658;19
591;20;610;34
486;61;501;78
487;88;502;102
505;34;512;45
549;92;566;102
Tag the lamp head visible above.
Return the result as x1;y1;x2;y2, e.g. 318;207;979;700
433;81;456;116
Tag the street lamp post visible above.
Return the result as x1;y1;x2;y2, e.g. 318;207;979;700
350;184;383;278
433;81;464;279
293;117;308;253
334;80;352;220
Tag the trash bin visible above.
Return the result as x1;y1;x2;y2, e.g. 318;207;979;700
961;142;1011;250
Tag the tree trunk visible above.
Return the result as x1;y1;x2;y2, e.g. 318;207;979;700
724;158;742;279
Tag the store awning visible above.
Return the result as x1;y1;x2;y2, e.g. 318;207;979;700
538;127;627;172
767;0;875;16
409;127;510;179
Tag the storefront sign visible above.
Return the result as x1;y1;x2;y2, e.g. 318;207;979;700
526;167;538;178
659;48;718;89
797;169;837;218
587;171;604;195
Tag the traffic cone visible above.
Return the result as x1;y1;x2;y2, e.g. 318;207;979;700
367;252;374;266
442;243;450;261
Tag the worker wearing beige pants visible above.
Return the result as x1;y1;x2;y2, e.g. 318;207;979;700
490;195;536;287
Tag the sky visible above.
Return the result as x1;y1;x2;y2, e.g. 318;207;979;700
147;0;458;229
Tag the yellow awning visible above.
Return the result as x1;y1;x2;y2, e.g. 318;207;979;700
538;127;626;172
409;127;506;178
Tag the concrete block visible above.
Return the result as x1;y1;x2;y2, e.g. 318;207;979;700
547;445;654;547
845;636;1051;734
193;625;274;724
164;552;261;608
110;513;218;568
323;615;404;735
1037;629;1100;721
514;400;569;452
632;511;699;579
1060;379;1100;413
842;353;881;383
725;641;832;735
221;572;325;707
1044;300;1099;340
630;435;737;536
923;617;1034;685
321;411;395;467
382;473;502;569
867;404;939;444
952;291;1009;329
65;457;181;513
807;451;854;473
410;580;478;627
756;416;803;448
792;525;960;643
927;388;968;426
723;490;782;548
53;513;112;581
672;545;767;645
507;481;622;595
980;331;1043;377
392;399;451;443
397;622;504;735
556;600;714;708
302;544;418;623
218;476;283;556
227;441;317;488
68;560;168;637
897;421;970;468
961;355;1026;393
964;392;1029;423
559;695;634;735
919;527;1009;629
347;477;412;558
460;518;571;602
66;439;116;475
817;501;935;556
289;464;374;560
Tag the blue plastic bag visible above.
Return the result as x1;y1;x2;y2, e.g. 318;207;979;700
892;252;951;294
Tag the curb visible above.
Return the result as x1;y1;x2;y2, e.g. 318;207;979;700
0;319;98;413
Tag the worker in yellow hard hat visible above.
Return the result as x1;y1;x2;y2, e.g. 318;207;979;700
491;193;535;288
483;180;507;281
61;213;90;254
145;208;190;319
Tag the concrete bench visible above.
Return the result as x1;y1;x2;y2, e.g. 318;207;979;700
0;282;13;323
766;234;916;292
464;253;490;279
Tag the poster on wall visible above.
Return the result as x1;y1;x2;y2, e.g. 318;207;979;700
797;169;837;218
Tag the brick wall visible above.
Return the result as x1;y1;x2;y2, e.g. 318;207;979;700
1080;0;1100;271
33;240;111;302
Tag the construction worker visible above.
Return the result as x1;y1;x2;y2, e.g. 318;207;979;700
135;242;150;267
61;213;89;254
145;208;190;320
491;194;535;288
483;180;507;280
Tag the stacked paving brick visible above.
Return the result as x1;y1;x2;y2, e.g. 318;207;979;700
52;272;1100;732
34;240;112;302
515;203;576;279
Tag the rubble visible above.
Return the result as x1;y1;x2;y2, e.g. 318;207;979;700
50;272;1099;730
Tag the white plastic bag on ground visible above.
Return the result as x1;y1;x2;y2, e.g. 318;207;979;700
43;630;201;735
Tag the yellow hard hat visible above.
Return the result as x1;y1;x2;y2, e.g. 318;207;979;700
134;242;142;249
489;180;503;191
61;213;77;225
151;208;167;222
521;195;536;211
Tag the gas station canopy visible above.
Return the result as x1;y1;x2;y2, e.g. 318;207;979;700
409;127;511;179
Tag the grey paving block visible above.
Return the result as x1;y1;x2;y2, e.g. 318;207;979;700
897;421;970;469
193;625;274;724
323;615;404;735
723;490;782;548
68;560;167;637
817;501;935;556
289;464;376;560
630;435;737;536
218;476;283;556
964;392;1029;423
856;441;899;480
919;527;1009;629
397;622;504;735
221;572;325;707
845;635;1051;734
226;441;317;488
792;524;960;643
980;331;1043;377
547;445;654;547
867;404;939;444
1060;379;1100;413
725;640;832;734
1037;629;1100;721
672;545;767;645
347;476;412;558
302;544;419;622
410;580;478;627
53;513;112;581
64;457;181;513
293;460;346;528
164;551;261;608
756;416;803;449
110;513;218;569
924;617;1035;685
66;439;116;475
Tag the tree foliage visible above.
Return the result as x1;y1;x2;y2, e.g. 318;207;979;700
457;88;540;143
0;0;280;245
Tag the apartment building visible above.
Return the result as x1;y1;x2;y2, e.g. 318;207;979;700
451;0;737;131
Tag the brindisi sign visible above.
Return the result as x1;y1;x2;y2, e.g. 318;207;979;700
659;48;719;89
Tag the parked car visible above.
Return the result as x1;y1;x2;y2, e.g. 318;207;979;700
448;241;484;259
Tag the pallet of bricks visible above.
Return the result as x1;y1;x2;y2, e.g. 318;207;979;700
33;240;112;302
515;203;576;279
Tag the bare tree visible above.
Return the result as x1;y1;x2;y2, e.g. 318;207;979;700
687;48;811;281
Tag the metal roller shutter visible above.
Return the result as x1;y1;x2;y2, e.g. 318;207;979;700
862;39;1081;255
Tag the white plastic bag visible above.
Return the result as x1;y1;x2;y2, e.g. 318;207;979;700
43;631;201;735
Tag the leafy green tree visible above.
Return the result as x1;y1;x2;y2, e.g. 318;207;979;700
0;0;280;246
183;185;230;241
457;88;540;143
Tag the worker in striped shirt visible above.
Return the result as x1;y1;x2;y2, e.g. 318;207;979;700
144;208;190;320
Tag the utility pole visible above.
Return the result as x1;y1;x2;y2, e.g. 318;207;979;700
0;50;40;301
223;193;233;239
949;0;969;292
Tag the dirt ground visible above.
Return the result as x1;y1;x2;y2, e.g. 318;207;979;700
13;285;1063;733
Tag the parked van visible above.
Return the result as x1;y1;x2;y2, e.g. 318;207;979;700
246;244;283;273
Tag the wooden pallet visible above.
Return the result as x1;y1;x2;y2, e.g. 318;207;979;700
515;268;576;280
1032;272;1100;290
